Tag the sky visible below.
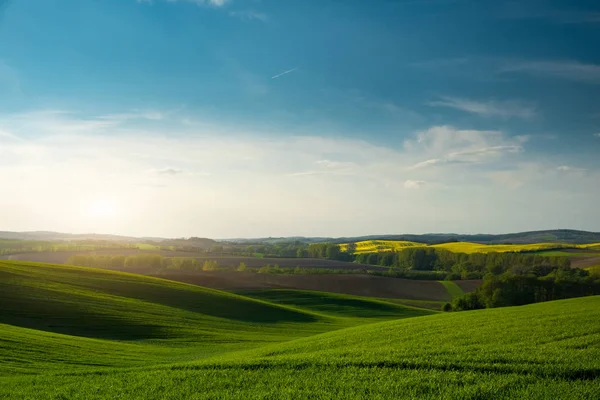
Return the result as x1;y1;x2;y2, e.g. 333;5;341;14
0;0;599;238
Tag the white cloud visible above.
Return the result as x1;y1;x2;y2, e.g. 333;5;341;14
407;126;524;169
151;167;184;175
557;165;586;172
0;112;598;237
404;180;426;189
271;68;298;80
428;96;536;119
138;0;229;7
594;133;600;138
501;60;600;84
230;11;269;22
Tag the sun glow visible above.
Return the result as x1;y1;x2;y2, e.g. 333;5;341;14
86;199;119;219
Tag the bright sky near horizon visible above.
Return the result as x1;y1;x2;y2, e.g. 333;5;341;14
0;0;599;238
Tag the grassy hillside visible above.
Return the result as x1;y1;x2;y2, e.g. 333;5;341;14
2;293;598;399
0;261;431;376
236;289;433;320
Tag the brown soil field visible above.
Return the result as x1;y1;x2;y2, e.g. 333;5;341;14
0;250;381;270
572;256;600;269
455;280;483;293
0;251;481;302
148;271;454;301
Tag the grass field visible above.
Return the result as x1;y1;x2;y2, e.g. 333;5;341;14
1;261;599;399
0;261;432;374
438;281;465;299
236;289;433;319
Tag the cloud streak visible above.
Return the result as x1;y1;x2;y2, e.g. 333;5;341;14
0;111;598;236
407;126;525;170
404;180;426;189
271;68;298;80
428;96;536;119
230;11;268;22
137;0;229;7
501;60;600;84
150;167;184;175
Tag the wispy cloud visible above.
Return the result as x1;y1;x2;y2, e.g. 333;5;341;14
1;110;598;236
150;167;184;176
229;10;268;22
271;68;298;80
411;146;523;169
594;133;600;138
407;126;525;170
404;180;426;189
137;0;230;7
557;165;586;172
495;4;600;25
501;60;600;84
428;96;536;119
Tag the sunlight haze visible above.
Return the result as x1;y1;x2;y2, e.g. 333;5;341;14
0;0;598;238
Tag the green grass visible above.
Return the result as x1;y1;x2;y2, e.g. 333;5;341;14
2;296;599;399
536;250;600;257
438;281;465;299
135;243;162;250
236;289;433;320
0;261;428;376
1;261;599;399
586;265;600;278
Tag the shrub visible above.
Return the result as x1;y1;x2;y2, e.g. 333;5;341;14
202;260;219;271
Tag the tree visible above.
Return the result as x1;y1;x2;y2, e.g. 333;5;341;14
325;244;341;260
202;260;219;271
237;262;247;272
346;242;357;254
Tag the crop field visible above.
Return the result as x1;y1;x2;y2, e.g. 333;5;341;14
437;281;464;299
340;240;423;253
343;239;600;256
152;271;458;301
1;260;599;399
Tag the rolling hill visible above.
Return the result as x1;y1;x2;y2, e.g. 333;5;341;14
1;261;599;399
0;261;429;375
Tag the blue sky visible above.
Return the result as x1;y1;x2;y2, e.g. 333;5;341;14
0;0;599;237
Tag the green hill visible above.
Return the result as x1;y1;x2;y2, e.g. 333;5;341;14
1;261;599;399
236;289;432;319
0;261;427;376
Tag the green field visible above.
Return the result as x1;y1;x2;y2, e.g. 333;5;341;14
1;261;599;399
342;239;600;255
438;280;465;299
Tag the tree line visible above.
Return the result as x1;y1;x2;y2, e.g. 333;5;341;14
354;248;570;279
447;266;600;311
67;254;221;271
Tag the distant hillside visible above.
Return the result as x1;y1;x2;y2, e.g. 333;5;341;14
0;231;158;242
1;229;599;246
331;229;600;245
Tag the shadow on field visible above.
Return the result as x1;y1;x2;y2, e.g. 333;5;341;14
236;289;431;318
0;265;318;342
0;284;166;340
